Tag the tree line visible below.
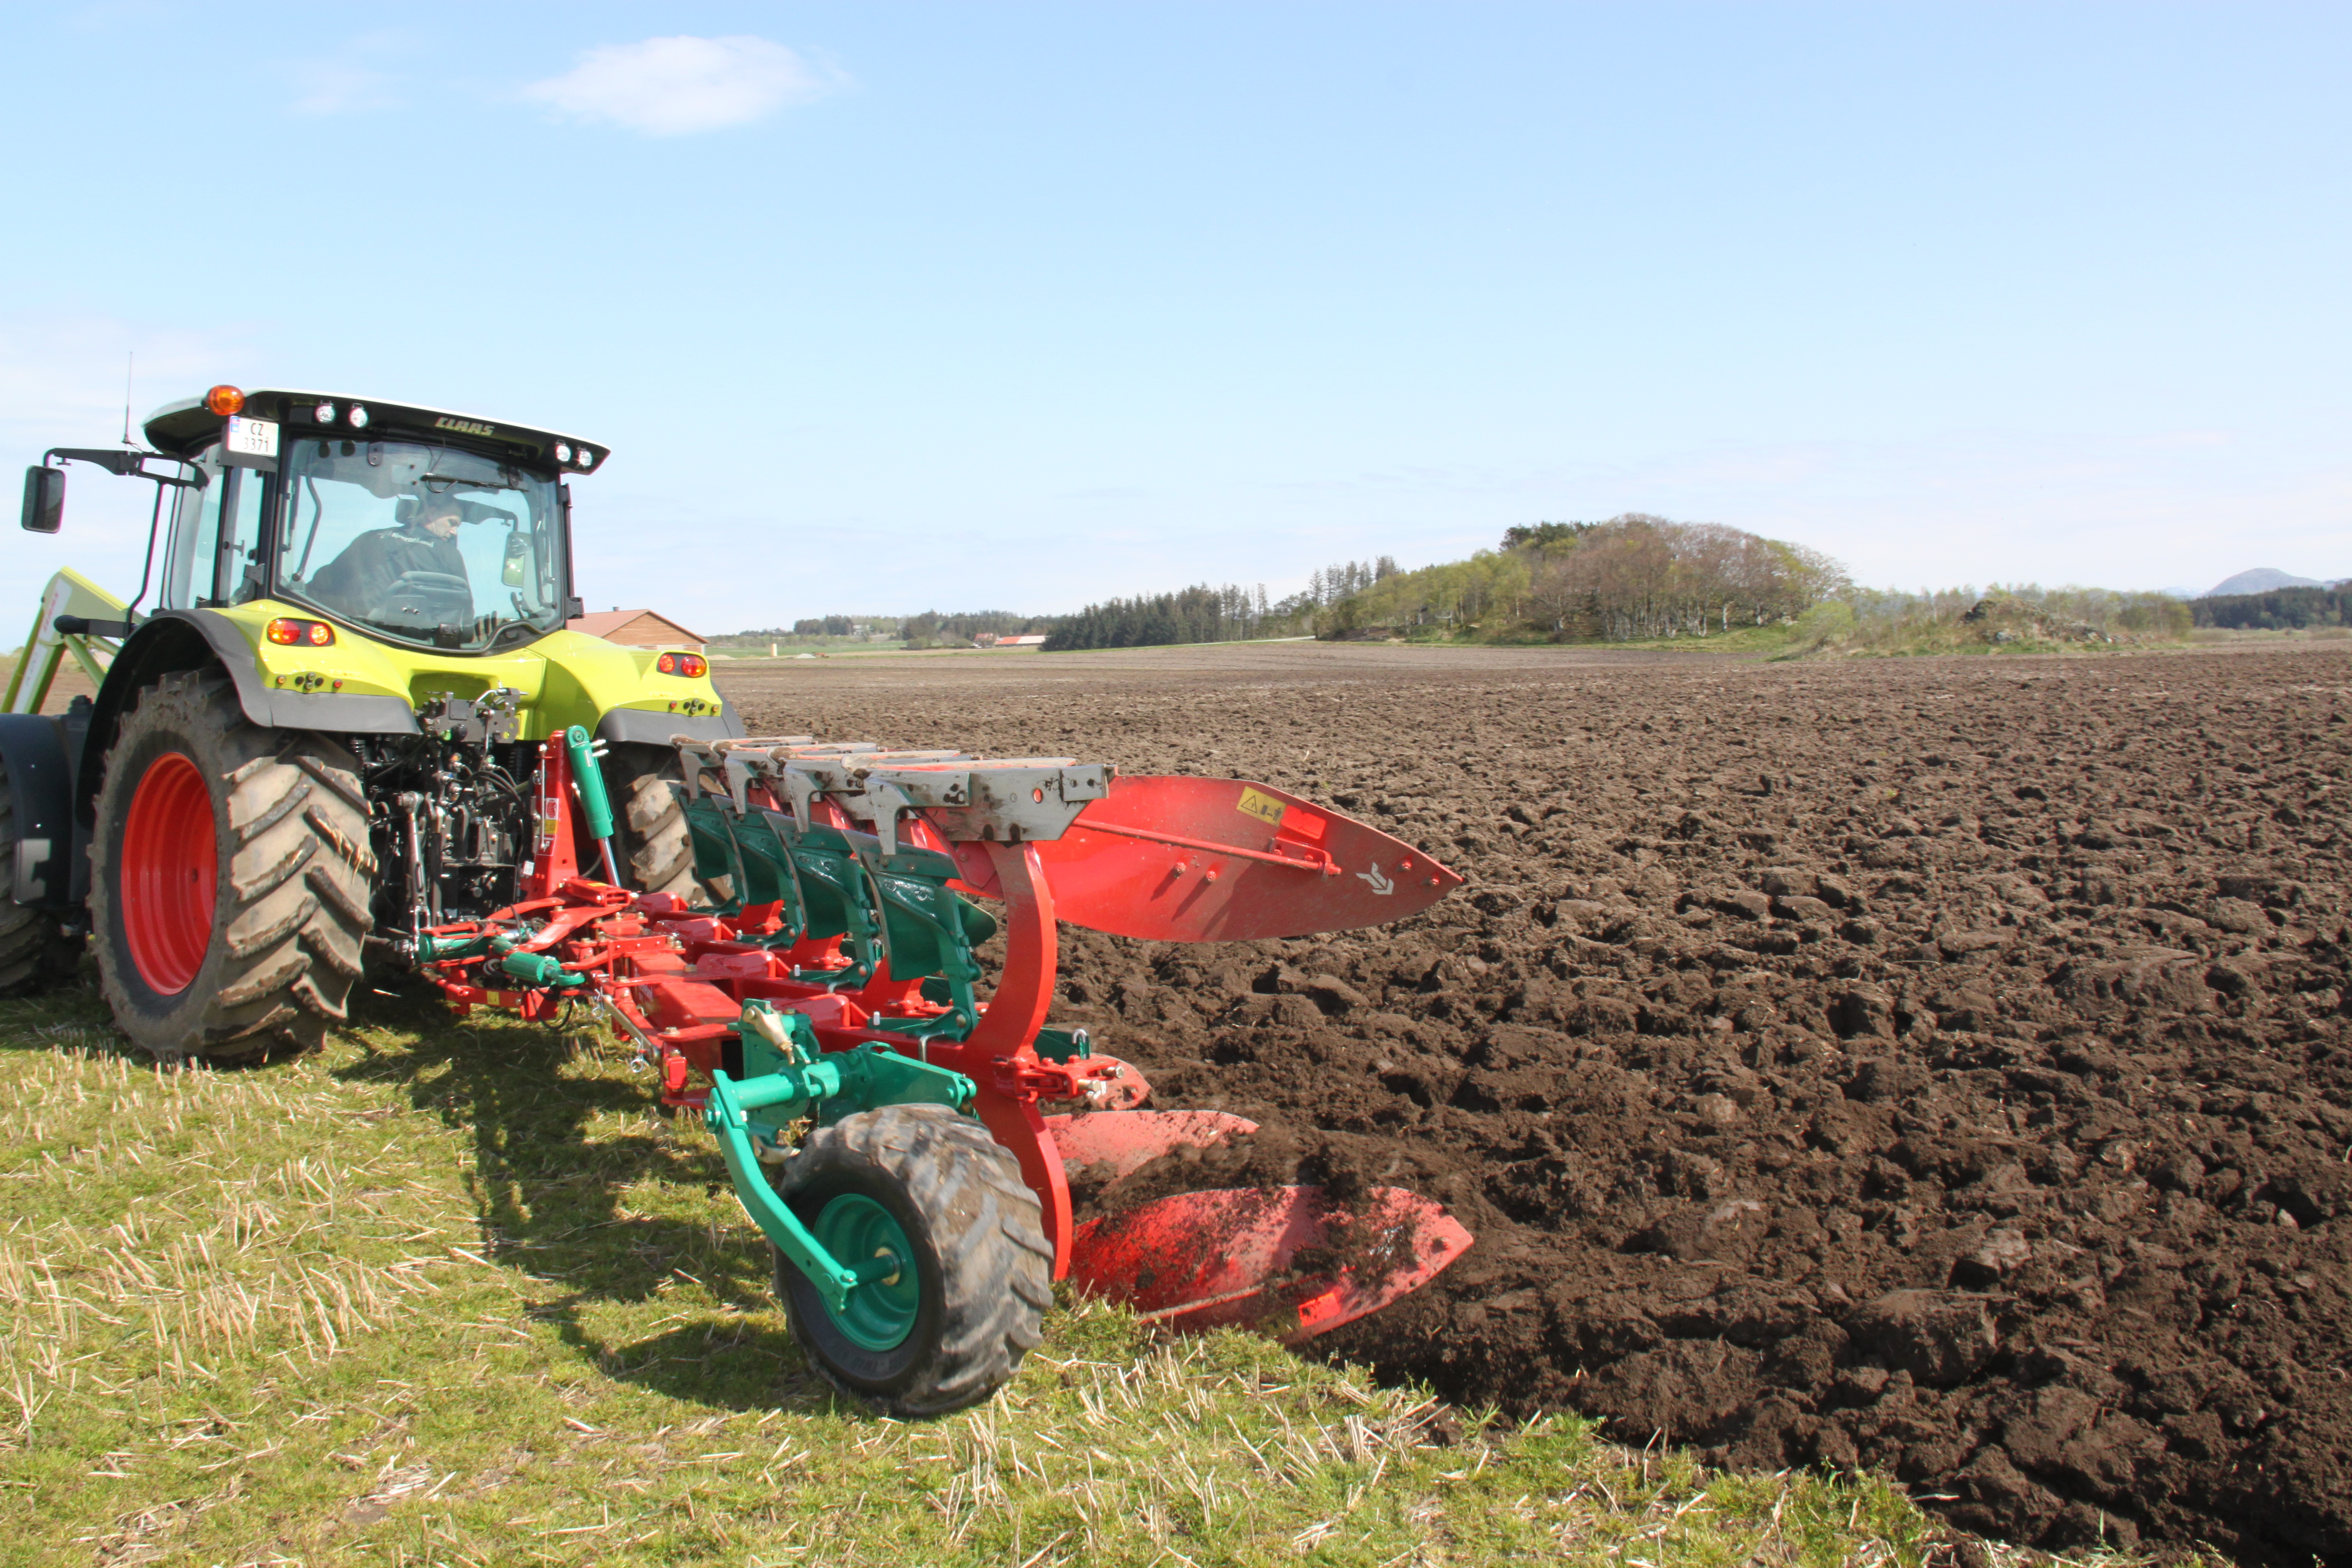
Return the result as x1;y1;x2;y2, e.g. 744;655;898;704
1320;514;1848;641
1043;584;1286;651
734;516;1862;653
2192;584;2351;631
721;611;1059;648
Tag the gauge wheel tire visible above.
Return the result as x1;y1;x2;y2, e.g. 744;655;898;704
774;1105;1053;1417
89;670;377;1062
604;742;731;906
0;771;82;996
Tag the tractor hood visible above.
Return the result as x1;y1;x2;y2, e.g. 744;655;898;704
142;389;607;476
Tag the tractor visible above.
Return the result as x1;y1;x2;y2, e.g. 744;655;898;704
4;385;732;1050
5;384;1472;1413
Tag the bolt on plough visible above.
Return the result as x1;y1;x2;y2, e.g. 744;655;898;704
416;732;1472;1412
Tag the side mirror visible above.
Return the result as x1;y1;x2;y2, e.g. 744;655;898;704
20;466;63;533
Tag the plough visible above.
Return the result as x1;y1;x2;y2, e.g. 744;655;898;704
416;731;1473;1412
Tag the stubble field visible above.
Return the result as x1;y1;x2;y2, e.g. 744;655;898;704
720;639;2352;1567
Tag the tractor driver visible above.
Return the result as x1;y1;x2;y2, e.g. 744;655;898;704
308;494;475;626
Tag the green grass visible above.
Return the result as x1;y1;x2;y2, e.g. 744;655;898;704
2;978;2173;1567
1573;625;1800;656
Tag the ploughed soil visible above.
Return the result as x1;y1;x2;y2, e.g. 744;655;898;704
721;642;2352;1565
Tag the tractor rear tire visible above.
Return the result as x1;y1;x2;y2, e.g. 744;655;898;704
774;1105;1052;1416
605;743;729;906
0;772;81;996
89;670;377;1062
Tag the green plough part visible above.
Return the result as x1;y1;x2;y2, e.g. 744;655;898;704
414;927;592;991
564;725;617;840
499;951;588;988
727;804;809;938
675;777;997;1032
862;839;993;1039
413;931;492;962
705;1002;977;1314
676;784;752;918
765;817;888;989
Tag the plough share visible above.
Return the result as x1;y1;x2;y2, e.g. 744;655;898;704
416;730;1472;1413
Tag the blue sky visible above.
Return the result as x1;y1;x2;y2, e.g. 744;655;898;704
3;2;2346;632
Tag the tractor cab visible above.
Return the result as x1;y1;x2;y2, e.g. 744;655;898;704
136;386;599;653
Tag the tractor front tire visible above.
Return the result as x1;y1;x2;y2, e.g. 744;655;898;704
605;742;729;906
89;671;376;1062
0;771;81;996
775;1105;1052;1416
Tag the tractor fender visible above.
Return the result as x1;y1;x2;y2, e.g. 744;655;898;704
0;709;88;907
75;610;420;826
596;700;746;748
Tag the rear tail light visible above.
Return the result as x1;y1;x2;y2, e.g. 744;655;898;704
656;652;707;678
265;618;335;647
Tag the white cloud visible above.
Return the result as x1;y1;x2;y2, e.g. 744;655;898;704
522;36;838;136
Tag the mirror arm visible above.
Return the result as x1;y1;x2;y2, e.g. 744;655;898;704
41;448;205;490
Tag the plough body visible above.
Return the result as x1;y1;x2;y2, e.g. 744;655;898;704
417;732;1471;1410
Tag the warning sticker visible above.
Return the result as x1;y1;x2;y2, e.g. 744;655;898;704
1236;787;1286;827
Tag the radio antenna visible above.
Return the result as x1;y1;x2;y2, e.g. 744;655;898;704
120;352;134;447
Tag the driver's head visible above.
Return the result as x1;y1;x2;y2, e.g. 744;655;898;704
414;498;462;539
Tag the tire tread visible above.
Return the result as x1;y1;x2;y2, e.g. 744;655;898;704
779;1104;1050;1416
90;670;375;1060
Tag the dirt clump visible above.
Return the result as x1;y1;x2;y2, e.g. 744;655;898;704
725;643;2352;1566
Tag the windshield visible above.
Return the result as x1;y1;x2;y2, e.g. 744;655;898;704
275;438;565;651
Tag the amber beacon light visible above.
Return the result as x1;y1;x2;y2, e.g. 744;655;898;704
203;385;245;416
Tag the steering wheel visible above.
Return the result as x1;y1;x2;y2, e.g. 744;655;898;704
379;570;473;623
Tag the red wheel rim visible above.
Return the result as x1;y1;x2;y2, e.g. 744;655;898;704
121;751;216;995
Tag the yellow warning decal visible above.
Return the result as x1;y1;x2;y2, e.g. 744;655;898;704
1236;787;1286;827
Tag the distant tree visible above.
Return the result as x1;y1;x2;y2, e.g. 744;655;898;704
1502;521;1596;552
1313;514;1849;642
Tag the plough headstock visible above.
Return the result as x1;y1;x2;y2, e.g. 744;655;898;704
417;730;1470;1413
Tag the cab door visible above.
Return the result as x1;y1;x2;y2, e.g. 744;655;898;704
159;448;269;609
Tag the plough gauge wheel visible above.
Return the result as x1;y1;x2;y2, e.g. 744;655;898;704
774;1106;1054;1416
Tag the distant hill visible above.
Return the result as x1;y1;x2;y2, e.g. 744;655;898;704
2204;568;2324;597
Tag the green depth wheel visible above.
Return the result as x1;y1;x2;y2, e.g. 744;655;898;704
773;1104;1053;1416
810;1193;920;1352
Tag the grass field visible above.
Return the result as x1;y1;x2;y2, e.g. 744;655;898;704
3;970;2162;1567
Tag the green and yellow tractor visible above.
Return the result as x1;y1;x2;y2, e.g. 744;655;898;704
2;384;739;1057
